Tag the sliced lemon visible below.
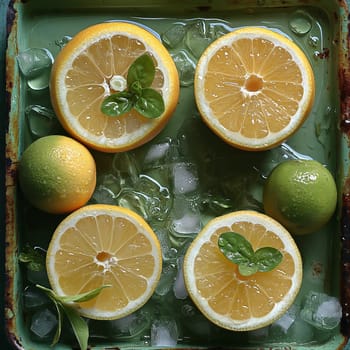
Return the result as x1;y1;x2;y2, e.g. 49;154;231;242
194;27;315;151
183;210;303;331
50;22;179;152
46;204;162;320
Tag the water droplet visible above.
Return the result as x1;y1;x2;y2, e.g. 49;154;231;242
289;10;312;36
308;35;320;48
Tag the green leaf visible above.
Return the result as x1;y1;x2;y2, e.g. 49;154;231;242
134;88;165;118
58;285;111;303
218;232;255;265
63;305;89;350
36;284;56;298
129;80;143;96
19;245;45;271
255;247;283;272
101;91;135;117
238;262;258;276
51;299;63;346
218;232;283;276
35;284;109;350
127;54;155;88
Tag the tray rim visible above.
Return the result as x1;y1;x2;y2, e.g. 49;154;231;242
3;0;350;349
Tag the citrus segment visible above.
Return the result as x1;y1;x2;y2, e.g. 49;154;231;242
18;135;96;214
50;22;179;152
194;27;315;151
46;204;162;320
183;210;302;331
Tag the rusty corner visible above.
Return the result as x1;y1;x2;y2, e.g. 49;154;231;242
339;0;350;343
4;1;24;349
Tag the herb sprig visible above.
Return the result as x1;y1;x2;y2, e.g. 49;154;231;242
218;232;283;276
36;284;110;350
19;245;45;272
101;54;165;119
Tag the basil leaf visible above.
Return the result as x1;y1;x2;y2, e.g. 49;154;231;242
129;80;143;96
255;247;283;272
58;285;111;303
218;232;255;265
134;88;165;118
101;91;134;117
238;262;258;276
63;305;89;350
127;54;155;88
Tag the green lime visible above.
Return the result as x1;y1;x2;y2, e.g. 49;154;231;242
263;159;337;235
19;135;96;214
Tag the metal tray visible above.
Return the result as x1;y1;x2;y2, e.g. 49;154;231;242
4;0;350;349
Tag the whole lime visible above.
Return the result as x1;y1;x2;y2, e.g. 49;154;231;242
19;135;96;214
263;159;337;235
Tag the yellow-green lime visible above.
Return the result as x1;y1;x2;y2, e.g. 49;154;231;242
18;135;96;214
263;159;337;235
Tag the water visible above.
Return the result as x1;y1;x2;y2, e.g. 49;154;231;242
289;10;312;36
55;35;72;49
18;5;340;349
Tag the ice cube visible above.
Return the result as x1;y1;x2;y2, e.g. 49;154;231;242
155;263;177;296
98;173;122;197
25;105;61;138
23;285;50;310
17;48;53;90
212;23;232;39
112;152;139;186
172;50;196;87
136;174;172;222
151;318;178;346
173;257;188;299
169;195;201;237
271;304;299;334
172;162;199;195
300;291;342;330
143;140;171;166
162;23;186;49
116;188;148;219
30;308;57;339
287;317;315;344
185;20;213;58
153;225;178;262
91;184;116;205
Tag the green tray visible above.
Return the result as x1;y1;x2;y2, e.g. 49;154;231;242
4;0;350;349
